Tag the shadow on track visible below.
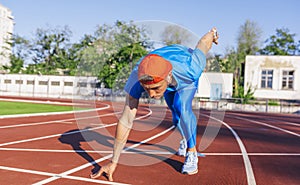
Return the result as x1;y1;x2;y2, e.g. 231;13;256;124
58;128;181;176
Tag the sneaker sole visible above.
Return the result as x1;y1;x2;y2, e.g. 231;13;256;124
182;169;198;175
176;152;186;157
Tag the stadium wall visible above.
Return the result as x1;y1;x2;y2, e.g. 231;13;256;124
0;74;97;99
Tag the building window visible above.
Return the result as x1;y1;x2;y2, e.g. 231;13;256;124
15;80;23;84
90;82;97;88
261;69;273;89
282;70;294;90
78;82;87;87
4;79;11;84
64;82;73;86
27;80;34;85
39;81;48;85
51;81;60;86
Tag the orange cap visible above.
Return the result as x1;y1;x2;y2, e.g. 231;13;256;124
138;54;172;85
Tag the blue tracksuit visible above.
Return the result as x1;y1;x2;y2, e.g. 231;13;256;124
124;44;206;148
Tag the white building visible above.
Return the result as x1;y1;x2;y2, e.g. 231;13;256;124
195;72;233;100
0;3;14;68
244;55;300;100
0;74;97;99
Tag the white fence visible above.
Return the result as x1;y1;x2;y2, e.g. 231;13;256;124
0;74;97;99
194;99;300;114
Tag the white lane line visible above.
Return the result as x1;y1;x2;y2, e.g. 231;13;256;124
279;121;300;127
201;114;257;185
228;112;300;127
0;106;150;147
0;148;173;154
0;98;87;106
0;102;110;119
0;123;117;147
0;108;152;184
0;147;299;156
0;109;121;129
227;115;300;138
34;125;174;185
33;109;155;184
202;153;300;156
59;121;74;124
33;115;179;185
0;165;130;185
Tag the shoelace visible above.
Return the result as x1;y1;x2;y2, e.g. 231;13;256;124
180;140;186;149
184;153;196;165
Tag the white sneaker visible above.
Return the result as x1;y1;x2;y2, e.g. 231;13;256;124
177;139;187;156
181;151;198;175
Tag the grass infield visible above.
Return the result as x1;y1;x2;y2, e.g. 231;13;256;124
0;101;76;115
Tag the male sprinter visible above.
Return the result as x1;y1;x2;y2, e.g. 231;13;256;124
91;27;219;181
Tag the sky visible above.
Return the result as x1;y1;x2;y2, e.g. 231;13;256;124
1;0;299;55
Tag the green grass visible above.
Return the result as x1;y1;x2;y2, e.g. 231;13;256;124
0;101;76;115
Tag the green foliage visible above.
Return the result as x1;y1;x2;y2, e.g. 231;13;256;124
30;26;73;74
4;55;24;73
5;20;149;78
268;100;279;106
98;42;148;89
237;20;262;59
90;20;150;88
207;54;232;72
234;85;255;104
224;20;262;97
160;25;191;45
260;28;300;55
2;35;30;73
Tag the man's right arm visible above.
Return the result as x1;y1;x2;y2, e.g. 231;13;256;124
196;27;219;55
91;94;139;181
111;94;139;164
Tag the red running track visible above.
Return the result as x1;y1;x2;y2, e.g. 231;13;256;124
0;97;299;185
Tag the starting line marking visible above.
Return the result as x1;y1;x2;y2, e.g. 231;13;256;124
0;147;299;156
0;165;130;185
201;113;257;185
32;108;155;185
0;122;118;147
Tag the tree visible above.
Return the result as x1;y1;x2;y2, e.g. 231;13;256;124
232;20;262;97
237;20;262;57
3;35;30;74
30;26;73;75
206;54;222;72
260;28;300;55
87;20;150;88
160;25;191;45
98;42;148;89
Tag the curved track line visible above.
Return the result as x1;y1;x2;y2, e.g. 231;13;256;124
0;122;117;147
0;97;88;106
228;112;300;127
0;109;139;148
0;111;120;130
201;113;257;185
1;148;299;156
227;115;300;138
0;165;130;185
35;125;175;185
0;102;110;119
33;110;177;185
0;106;151;147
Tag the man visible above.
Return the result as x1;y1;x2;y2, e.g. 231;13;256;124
91;27;219;181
